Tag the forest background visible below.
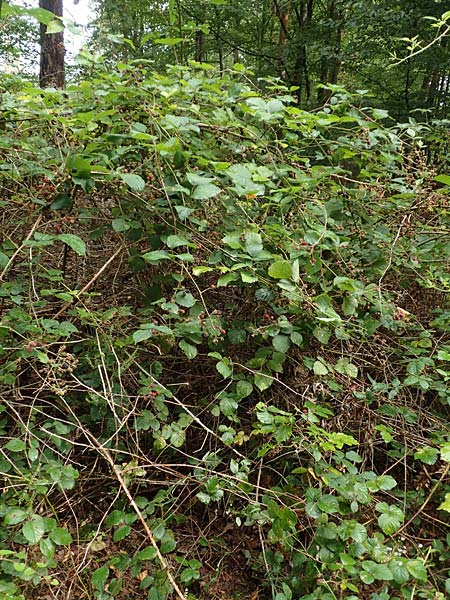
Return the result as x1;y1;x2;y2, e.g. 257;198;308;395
0;2;450;600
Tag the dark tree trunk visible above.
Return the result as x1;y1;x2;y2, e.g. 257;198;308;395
39;0;65;88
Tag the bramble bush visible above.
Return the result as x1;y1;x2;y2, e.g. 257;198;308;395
0;61;449;600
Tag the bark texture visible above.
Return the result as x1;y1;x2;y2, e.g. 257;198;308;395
39;0;65;88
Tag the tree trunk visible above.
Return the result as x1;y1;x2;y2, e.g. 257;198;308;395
39;0;65;88
292;0;314;103
273;0;290;76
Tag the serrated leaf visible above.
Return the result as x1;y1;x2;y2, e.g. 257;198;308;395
272;334;291;354
137;546;158;560
49;527;72;546
66;154;91;177
5;438;26;452
342;295;358;316
290;331;303;346
244;232;263;257
57;234;86;256
40;537;55;558
313;325;331;344
4;509;28;525
142;250;171;263
236;380;253;399
254;372;274;391
406;559;427;581
268;260;292;279
133;329;153;343
414;446;439;465
22;516;46;544
376;503;404;534
360;570;374;584
222;234;241;249
166;235;192;249
113;525;131;542
112;218;130;232
91;565;109;590
192;183;221;199
313;360;329;375
179;339;198;359
217;272;239;286
219;395;238;416
119;173;146;191
50;194;72;210
362;561;393;580
440;442;450;462
216;360;232;379
317;494;340;513
390;560;410;584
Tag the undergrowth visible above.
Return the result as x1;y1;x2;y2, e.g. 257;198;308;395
0;63;449;600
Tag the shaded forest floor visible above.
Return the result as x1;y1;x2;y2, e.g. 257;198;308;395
0;67;449;600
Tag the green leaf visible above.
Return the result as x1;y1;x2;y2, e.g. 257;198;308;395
217;272;239;286
438;492;450;513
376;502;404;534
313;326;331;344
390;560;410;584
440;442;450;462
22;516;46;544
49;527;72;546
133;329;153;343
236;380;253;399
137;546;158;560
268;260;292;279
4;509;28;525
91;565;109;590
119;173;146;191
50;194;72;210
317;494;340;514
342;295;358;316
40;537;55;558
313;360;329;375
166;235;192;249
219;395;238;416
192;183;222;199
414;446;439;465
66;154;91;177
254;372;274;391
290;331;303;346
5;438;26;452
113;525;131;542
272;334;291;354
360;571;374;584
142;250;171;263
46;18;64;34
244;232;263;257
406;559;427;581
57;234;86;256
222;234;241;249
112;218;130;232
434;174;450;186
154;37;184;45
362;561;393;581
216;360;232;379
179;339;198;359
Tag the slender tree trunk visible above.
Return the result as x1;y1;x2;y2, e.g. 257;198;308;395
292;0;313;103
195;27;205;62
273;0;290;76
39;0;65;88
